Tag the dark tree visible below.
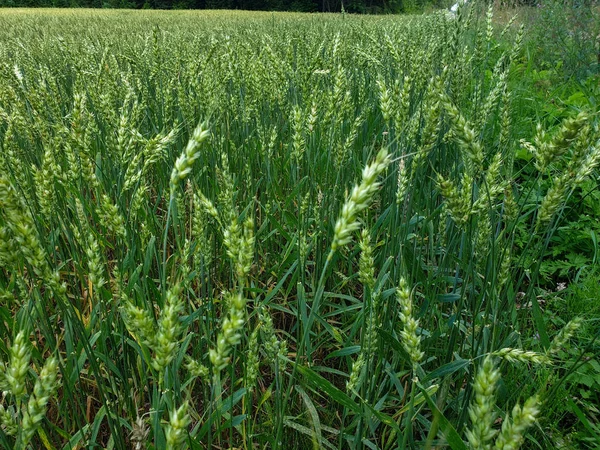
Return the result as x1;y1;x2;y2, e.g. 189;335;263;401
0;0;407;13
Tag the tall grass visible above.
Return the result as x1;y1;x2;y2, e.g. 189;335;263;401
0;6;597;449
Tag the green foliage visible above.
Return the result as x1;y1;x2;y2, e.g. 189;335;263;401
523;272;600;449
0;0;422;12
527;0;600;82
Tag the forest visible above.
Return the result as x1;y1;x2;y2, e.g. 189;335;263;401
0;0;438;13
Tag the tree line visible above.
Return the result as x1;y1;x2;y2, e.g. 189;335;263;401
0;0;446;13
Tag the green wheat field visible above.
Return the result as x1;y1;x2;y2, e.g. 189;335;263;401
0;5;599;449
